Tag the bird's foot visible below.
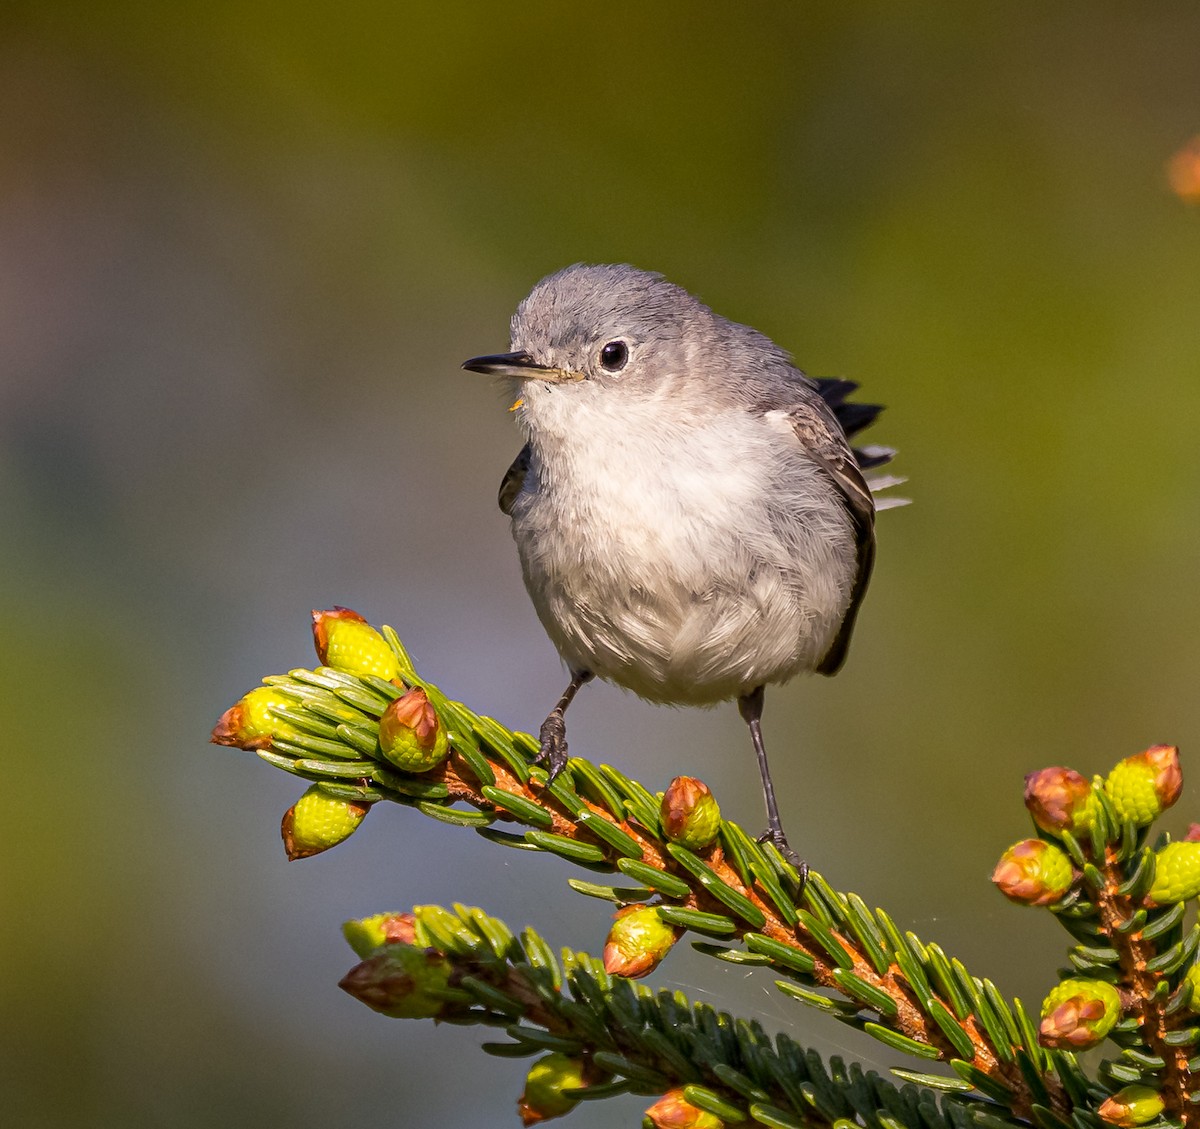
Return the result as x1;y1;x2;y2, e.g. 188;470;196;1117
535;711;570;782
756;827;809;894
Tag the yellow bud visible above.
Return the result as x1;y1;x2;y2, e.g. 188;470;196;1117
517;1054;590;1125
211;685;302;750
378;687;450;772
1146;840;1200;906
281;785;371;859
311;607;400;680
645;1089;726;1129
603;906;680;979
661;776;721;850
1039;978;1121;1049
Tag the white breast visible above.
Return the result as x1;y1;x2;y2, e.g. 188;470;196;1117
510;386;858;704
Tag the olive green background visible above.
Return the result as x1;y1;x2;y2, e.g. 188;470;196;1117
3;4;1199;1126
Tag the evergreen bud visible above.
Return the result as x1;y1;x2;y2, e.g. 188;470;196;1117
992;839;1074;905
1146;840;1200;906
311;606;401;680
603;905;680;979
342;912;418;958
660;776;721;850
378;687;449;772
210;685;301;750
281;784;371;859
338;944;452;1019
517;1053;589;1125
1023;766;1093;836
645;1088;726;1129
1105;745;1182;826
1039;978;1121;1048
1097;1085;1166;1127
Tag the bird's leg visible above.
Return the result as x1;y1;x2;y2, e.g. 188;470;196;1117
737;686;808;888
536;670;594;781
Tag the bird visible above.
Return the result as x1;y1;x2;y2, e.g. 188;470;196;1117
461;263;904;871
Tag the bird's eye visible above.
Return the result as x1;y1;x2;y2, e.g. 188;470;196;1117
599;340;629;372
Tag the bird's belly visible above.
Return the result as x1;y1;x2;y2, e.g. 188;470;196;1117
511;469;855;704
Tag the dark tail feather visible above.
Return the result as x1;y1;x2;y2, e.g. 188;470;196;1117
812;377;897;471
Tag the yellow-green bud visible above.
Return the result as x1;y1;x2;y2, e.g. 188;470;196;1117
1097;1085;1166;1127
1039;978;1121;1049
311;606;401;681
210;685;302;750
1105;745;1182;826
337;944;452;1019
342;912;417;958
603;905;680;979
281;784;371;859
377;687;450;772
1024;767;1094;836
992;839;1074;906
1146;840;1200;905
517;1053;589;1125
645;1089;726;1129
661;776;721;850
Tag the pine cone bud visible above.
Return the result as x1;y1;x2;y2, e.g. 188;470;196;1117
281;784;371;859
377;687;449;772
210;685;301;750
517;1053;589;1125
338;944;452;1019
312;607;401;680
603;905;680;979
1105;746;1182;826
1097;1086;1166;1127
1024;767;1094;836
342;912;418;958
992;839;1074;905
1146;840;1200;906
660;776;721;850
1039;978;1121;1048
645;1089;726;1129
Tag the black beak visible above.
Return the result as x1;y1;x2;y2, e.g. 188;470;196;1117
462;351;544;377
461;352;582;383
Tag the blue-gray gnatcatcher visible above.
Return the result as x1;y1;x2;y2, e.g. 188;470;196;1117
462;264;904;869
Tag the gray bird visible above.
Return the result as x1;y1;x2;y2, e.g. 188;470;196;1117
462;264;904;869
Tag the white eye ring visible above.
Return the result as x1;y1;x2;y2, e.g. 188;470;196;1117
599;340;629;372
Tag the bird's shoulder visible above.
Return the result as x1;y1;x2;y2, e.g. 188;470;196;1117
757;392;875;528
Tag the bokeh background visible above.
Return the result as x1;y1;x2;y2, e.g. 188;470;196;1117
4;4;1200;1126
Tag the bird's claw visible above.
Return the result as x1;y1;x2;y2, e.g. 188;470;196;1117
756;827;809;893
535;712;570;782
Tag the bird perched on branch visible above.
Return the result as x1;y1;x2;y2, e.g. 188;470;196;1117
463;264;905;872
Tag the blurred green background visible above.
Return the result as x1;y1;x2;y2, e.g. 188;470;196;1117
4;3;1200;1126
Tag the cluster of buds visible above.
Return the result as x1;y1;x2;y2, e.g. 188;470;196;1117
214;607;455;859
995;746;1185;909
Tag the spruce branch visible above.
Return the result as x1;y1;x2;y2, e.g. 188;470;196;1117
212;608;1200;1129
338;902;1005;1129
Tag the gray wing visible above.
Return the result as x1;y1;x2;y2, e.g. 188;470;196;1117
498;443;531;516
780;397;877;676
